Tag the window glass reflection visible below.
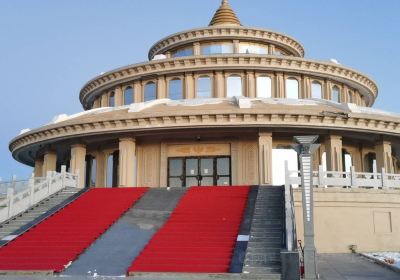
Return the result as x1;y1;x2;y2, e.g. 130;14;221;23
197;76;212;98
169;79;183;100
311;82;322;99
124;87;134;105
201;43;234;55
257;76;272;98
227;76;242;97
239;43;268;54
109;92;115;107
331;86;340;102
172;47;193;58
144;82;156;102
286;78;299;99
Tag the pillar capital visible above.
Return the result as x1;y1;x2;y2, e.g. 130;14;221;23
71;143;86;149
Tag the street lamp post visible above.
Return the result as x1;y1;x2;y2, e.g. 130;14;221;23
292;135;320;279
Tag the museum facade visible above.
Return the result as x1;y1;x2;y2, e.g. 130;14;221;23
9;0;400;189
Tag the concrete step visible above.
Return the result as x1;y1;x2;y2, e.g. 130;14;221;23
244;260;281;268
242;266;281;274
245;252;281;262
245;247;282;254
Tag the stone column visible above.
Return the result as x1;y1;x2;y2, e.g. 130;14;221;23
276;73;284;98
215;71;225;98
258;132;273;185
34;158;44;177
134;81;142;103
247;71;256;98
100;94;108;107
157;76;166;99
193;42;201;55
375;140;393;173
43;150;57;174
325;135;343;171
118;138;136;187
115;86;123;106
233;40;240;54
70;144;86;188
185;73;195;99
323;80;331;100
93;98;100;109
95;151;105;187
303;77;311;99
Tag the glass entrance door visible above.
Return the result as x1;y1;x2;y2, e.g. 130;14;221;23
168;156;231;187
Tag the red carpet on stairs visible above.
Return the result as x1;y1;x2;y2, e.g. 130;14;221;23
128;186;250;274
0;187;147;273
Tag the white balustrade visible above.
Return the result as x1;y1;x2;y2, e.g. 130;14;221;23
0;165;79;223
285;161;400;189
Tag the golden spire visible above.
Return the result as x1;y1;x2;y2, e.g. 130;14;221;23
209;0;241;26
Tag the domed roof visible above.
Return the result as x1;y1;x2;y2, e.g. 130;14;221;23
209;0;241;26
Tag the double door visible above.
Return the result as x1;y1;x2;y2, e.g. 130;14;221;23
168;156;231;188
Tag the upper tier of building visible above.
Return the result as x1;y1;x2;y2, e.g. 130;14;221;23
78;0;378;110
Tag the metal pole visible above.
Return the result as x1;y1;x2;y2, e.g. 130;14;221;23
292;135;320;280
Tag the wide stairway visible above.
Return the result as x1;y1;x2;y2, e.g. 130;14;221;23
242;186;284;278
0;187;80;241
128;186;250;274
0;188;147;273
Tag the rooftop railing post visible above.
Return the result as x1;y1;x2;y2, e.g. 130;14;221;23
381;168;387;189
7;187;14;218
61;165;66;189
350;166;357;188
46;171;52;193
292;135;320;280
318;165;324;188
28;173;35;206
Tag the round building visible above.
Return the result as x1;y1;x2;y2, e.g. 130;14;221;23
9;0;399;191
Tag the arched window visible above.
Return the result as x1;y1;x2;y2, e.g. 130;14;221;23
311;81;322;99
227;75;242;97
108;92;115;107
331;86;340;102
144;82;156;102
196;76;212;98
256;76;272;98
124;86;134;105
169;78;183;100
286;78;299;99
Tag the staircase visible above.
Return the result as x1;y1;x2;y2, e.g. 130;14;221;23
0;187;80;240
243;186;284;278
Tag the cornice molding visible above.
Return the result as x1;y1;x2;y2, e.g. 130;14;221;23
10;111;400;163
147;26;305;59
79;55;378;109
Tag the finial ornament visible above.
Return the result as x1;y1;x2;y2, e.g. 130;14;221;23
209;0;241;26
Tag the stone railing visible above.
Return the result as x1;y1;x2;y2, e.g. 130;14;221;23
0;166;79;223
284;161;400;189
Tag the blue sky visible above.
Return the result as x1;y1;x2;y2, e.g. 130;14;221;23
0;0;399;180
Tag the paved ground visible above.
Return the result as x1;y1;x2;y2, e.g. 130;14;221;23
318;253;400;280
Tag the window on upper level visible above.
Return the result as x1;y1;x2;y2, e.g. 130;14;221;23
144;82;157;102
196;76;212;98
169;78;183;100
257;76;272;98
286;78;299;99
227;75;243;97
124;86;134;105
172;47;194;58
331;86;340;103
239;43;268;55
201;42;234;55
311;82;322;99
109;92;115;107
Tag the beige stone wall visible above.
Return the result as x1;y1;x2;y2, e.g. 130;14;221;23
294;188;400;253
137;143;161;187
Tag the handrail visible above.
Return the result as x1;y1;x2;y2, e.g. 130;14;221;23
0;166;80;224
285;163;400;189
284;161;298;252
